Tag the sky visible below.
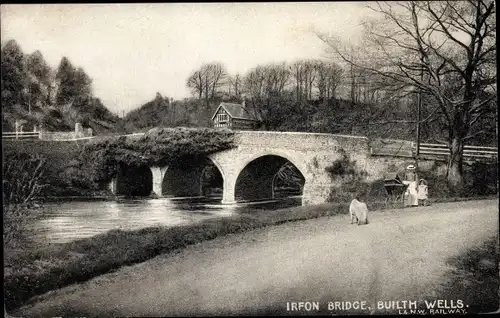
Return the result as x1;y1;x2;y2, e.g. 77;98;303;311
1;3;371;115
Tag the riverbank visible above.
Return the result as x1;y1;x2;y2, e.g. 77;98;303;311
3;200;346;310
12;199;499;317
4;195;497;311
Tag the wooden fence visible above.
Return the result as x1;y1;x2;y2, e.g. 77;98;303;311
370;138;497;161
413;143;498;161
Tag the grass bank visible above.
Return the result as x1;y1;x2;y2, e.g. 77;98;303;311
4;196;497;311
434;236;499;314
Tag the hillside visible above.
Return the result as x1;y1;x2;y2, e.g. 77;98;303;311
1;39;123;134
124;93;239;132
2;98;123;135
123;93;421;141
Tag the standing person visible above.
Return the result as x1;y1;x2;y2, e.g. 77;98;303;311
403;165;418;207
417;179;428;206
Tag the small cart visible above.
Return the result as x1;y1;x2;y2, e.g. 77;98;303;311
384;173;408;208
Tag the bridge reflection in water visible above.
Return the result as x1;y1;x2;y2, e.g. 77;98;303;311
25;196;302;246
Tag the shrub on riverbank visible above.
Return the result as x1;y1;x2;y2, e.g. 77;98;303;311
3;152;47;205
2;140;94;197
4;204;42;251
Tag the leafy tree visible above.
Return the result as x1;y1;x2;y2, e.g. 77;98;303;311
73;67;92;99
25;50;53;109
26;50;51;83
55;56;77;105
1;39;26;108
55;57;94;113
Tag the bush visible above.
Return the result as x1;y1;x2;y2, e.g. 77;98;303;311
326;149;369;202
2;152;47;205
2;140;93;197
79;127;236;184
3;204;41;250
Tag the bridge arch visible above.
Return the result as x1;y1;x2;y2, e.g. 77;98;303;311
114;163;153;196
234;150;308;179
161;156;224;199
231;152;307;202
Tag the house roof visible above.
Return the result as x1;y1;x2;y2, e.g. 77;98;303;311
211;102;262;122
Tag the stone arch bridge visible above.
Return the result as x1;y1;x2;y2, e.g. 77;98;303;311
108;131;378;205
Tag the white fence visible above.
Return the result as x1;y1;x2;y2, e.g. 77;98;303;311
2;131;95;141
2;131;145;141
413;143;498;161
2;131;41;140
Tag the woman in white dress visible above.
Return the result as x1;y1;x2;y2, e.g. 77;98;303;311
403;165;419;207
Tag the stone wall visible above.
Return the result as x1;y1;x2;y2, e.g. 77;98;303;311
366;156;448;180
38;131;76;141
38;123;93;141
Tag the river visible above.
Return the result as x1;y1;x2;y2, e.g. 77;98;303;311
25;197;302;246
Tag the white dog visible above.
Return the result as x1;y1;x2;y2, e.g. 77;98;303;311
349;198;369;225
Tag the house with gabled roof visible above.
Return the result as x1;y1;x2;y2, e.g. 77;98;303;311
211;100;262;130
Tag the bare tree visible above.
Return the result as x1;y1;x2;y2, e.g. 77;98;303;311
290;61;305;101
290;60;319;100
242;62;295;130
263;62;291;96
186;62;228;103
228;73;243;97
187;70;203;99
244;65;266;99
317;0;496;192
206;63;227;99
314;60;345;102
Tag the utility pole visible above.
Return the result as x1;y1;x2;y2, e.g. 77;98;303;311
416;68;422;161
415;55;424;181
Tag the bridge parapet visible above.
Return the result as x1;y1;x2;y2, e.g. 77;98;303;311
235;131;370;152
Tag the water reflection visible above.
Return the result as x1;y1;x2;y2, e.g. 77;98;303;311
27;197;301;245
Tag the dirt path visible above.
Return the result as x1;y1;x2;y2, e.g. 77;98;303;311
12;199;498;317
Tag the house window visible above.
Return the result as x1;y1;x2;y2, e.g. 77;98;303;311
217;113;228;122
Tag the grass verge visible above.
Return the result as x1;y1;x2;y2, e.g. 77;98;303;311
435;236;499;314
4;196;497;311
